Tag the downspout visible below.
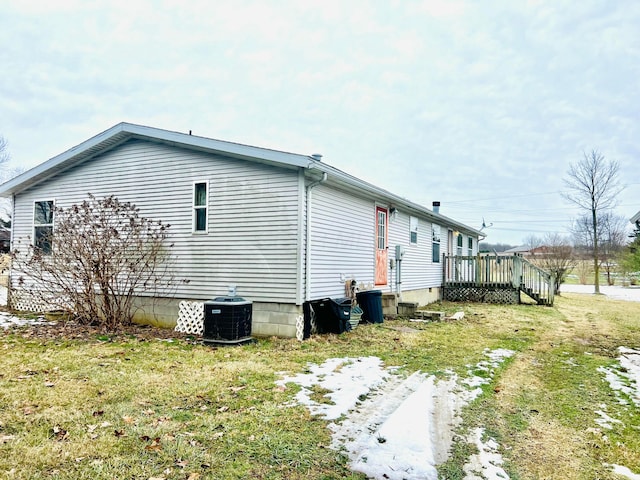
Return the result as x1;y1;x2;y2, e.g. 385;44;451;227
7;194;15;309
305;171;328;301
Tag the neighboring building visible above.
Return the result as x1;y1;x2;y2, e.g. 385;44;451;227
0;123;482;337
501;245;532;255
632;211;640;234
499;245;551;257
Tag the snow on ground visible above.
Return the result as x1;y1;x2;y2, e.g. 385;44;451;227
464;427;510;480
598;348;640;407
278;349;515;480
608;464;640;480
0;310;52;328
597;347;640;479
560;284;640;302
276;357;396;420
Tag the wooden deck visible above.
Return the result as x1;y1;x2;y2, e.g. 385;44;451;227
443;254;554;306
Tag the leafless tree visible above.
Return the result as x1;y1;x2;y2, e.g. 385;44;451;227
0;136;9;170
572;212;629;285
11;194;185;330
0;136;11;222
0;136;24;224
563;150;623;293
525;233;577;294
599;213;629;285
523;235;543;250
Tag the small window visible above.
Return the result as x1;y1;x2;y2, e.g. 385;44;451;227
457;234;463;255
468;237;473;256
432;224;441;263
34;200;54;253
193;181;209;233
409;216;418;244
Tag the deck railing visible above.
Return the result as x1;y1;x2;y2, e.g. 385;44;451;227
443;254;554;305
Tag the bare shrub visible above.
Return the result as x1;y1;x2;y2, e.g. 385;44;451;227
11;195;183;330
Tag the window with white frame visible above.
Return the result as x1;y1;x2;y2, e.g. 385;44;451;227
432;224;441;262
34;200;54;254
193;181;209;233
457;233;463;255
468;237;473;256
410;216;418;244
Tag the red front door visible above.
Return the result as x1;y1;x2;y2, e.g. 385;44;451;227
375;206;388;285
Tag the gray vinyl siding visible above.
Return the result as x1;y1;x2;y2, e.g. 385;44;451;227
307;186;455;299
308;184;375;299
388;212;444;290
12;139;301;303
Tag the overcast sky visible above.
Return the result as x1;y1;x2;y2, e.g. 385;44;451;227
1;0;638;245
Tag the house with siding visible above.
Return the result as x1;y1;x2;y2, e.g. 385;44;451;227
0;123;482;337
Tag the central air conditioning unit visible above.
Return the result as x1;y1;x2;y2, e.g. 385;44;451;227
203;296;253;345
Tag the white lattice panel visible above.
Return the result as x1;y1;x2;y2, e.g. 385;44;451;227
295;315;304;341
175;301;204;335
10;290;60;313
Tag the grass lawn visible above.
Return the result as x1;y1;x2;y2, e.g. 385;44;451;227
1;294;640;479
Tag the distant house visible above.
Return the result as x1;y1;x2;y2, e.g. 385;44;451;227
500;245;550;257
0;123;482;337
632;211;640;233
501;245;531;255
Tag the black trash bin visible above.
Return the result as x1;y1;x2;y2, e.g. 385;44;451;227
309;297;352;334
356;290;383;324
203;296;253;345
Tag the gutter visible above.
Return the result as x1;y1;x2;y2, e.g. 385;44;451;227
305;170;328;301
307;162;483;239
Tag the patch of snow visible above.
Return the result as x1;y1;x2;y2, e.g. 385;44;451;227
598;347;640;407
563;358;579;367
276;356;395;420
606;464;640;480
0;311;53;329
279;349;516;479
463;428;510;480
619;348;640;406
594;407;623;429
463;349;515;399
348;376;438;480
0;285;6;306
597;348;640;478
560;284;640;302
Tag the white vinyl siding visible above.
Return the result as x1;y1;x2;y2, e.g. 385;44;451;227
12;140;301;303
308;184;374;299
388;212;444;290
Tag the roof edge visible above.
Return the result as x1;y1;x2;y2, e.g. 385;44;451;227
0;122;313;196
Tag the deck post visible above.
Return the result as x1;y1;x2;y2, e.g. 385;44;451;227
512;255;522;288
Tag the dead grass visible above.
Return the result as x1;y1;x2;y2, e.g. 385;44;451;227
1;294;639;479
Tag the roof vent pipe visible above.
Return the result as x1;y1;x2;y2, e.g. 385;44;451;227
311;153;323;162
432;201;440;214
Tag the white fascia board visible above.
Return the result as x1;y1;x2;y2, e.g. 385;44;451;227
631;210;640;224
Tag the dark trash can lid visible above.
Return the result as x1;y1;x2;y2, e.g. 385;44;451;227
356;290;382;297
